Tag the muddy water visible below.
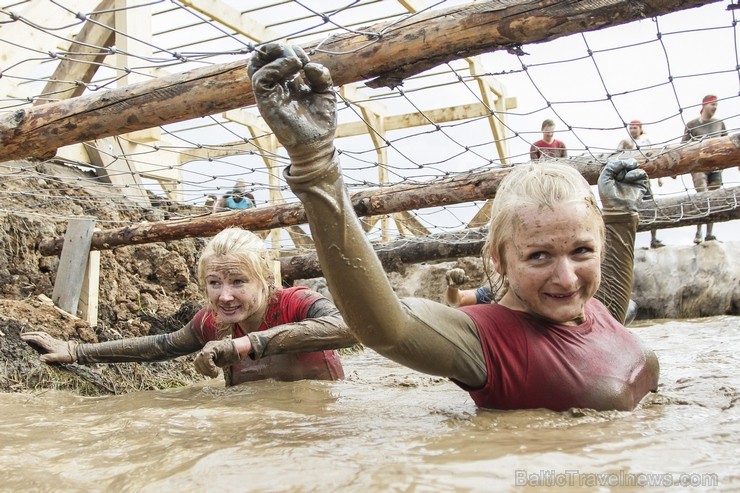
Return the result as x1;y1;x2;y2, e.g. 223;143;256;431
1;316;738;492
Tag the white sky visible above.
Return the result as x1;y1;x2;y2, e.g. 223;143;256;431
488;1;740;247
171;1;739;249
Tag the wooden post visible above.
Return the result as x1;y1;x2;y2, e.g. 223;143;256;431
52;218;96;317
78;245;101;326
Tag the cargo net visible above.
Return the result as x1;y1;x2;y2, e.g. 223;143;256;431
0;0;738;256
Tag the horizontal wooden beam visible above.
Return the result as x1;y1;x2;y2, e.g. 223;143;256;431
280;185;740;281
0;0;715;163
37;133;740;255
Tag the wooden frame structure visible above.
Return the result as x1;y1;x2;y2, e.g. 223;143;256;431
2;0;732;321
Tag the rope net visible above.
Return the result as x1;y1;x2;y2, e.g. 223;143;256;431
0;0;738;255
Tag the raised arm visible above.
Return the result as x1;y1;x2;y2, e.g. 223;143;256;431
248;43;486;386
595;159;649;323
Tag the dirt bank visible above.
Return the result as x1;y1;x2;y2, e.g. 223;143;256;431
0;161;207;394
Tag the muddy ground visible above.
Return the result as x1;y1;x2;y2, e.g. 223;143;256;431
0;161;209;394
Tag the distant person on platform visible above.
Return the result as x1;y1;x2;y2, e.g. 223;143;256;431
213;179;256;212
617;120;664;249
529;118;568;160
682;94;727;244
204;194;218;210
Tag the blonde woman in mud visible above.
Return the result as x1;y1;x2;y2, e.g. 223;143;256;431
245;43;659;412
22;228;353;385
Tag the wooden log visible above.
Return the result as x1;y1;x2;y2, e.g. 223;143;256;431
281;230;487;284
638;187;740;229
0;0;714;163
37;134;740;256
35;0;116;105
78;249;101;326
280;186;740;282
569;134;740;184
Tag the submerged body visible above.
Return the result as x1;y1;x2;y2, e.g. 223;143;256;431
248;43;658;411
23;229;353;386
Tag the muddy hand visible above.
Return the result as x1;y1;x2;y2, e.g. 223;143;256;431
20;331;78;363
445;268;468;287
249;42;337;165
598;158;649;213
194;339;241;378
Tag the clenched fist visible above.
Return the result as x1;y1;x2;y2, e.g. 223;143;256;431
193;339;242;378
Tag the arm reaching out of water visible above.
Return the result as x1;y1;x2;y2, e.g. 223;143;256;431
21;326;201;364
596;159;649;323
250;43;487;386
249;43;657;410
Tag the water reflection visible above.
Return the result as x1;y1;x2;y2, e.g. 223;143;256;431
1;316;737;492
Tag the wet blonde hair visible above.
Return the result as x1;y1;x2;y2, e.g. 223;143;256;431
197;228;275;311
481;163;605;299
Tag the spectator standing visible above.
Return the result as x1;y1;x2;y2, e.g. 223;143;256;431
617;120;664;248
682;95;727;243
214;179;256;212
529;118;568;160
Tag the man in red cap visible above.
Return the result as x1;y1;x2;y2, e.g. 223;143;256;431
618;120;664;248
681;95;727;244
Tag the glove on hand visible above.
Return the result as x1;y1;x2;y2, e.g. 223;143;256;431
445;268;468;287
20;331;78;363
598;158;649;213
249;42;337;165
194;339;241;378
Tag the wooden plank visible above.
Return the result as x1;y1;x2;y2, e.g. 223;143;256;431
0;0;102;99
78;249;100;325
180;0;282;43
35;0;116;104
52;218;96;316
115;0;161;143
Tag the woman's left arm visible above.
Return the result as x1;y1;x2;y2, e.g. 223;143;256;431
596;159;649;323
247;298;358;358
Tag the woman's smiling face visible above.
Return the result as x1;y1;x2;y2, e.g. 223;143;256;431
204;258;267;329
494;200;603;325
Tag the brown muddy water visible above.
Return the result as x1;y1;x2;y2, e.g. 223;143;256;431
1;316;738;492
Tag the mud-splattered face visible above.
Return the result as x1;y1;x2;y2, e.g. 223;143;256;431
493;201;602;325
204;258;267;330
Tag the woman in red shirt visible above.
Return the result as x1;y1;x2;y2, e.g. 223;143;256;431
246;43;659;412
22;228;352;387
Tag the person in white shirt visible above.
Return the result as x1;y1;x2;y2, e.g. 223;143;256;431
618;120;663;249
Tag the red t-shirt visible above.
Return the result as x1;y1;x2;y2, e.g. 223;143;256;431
191;286;344;385
457;299;656;411
529;139;567;160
